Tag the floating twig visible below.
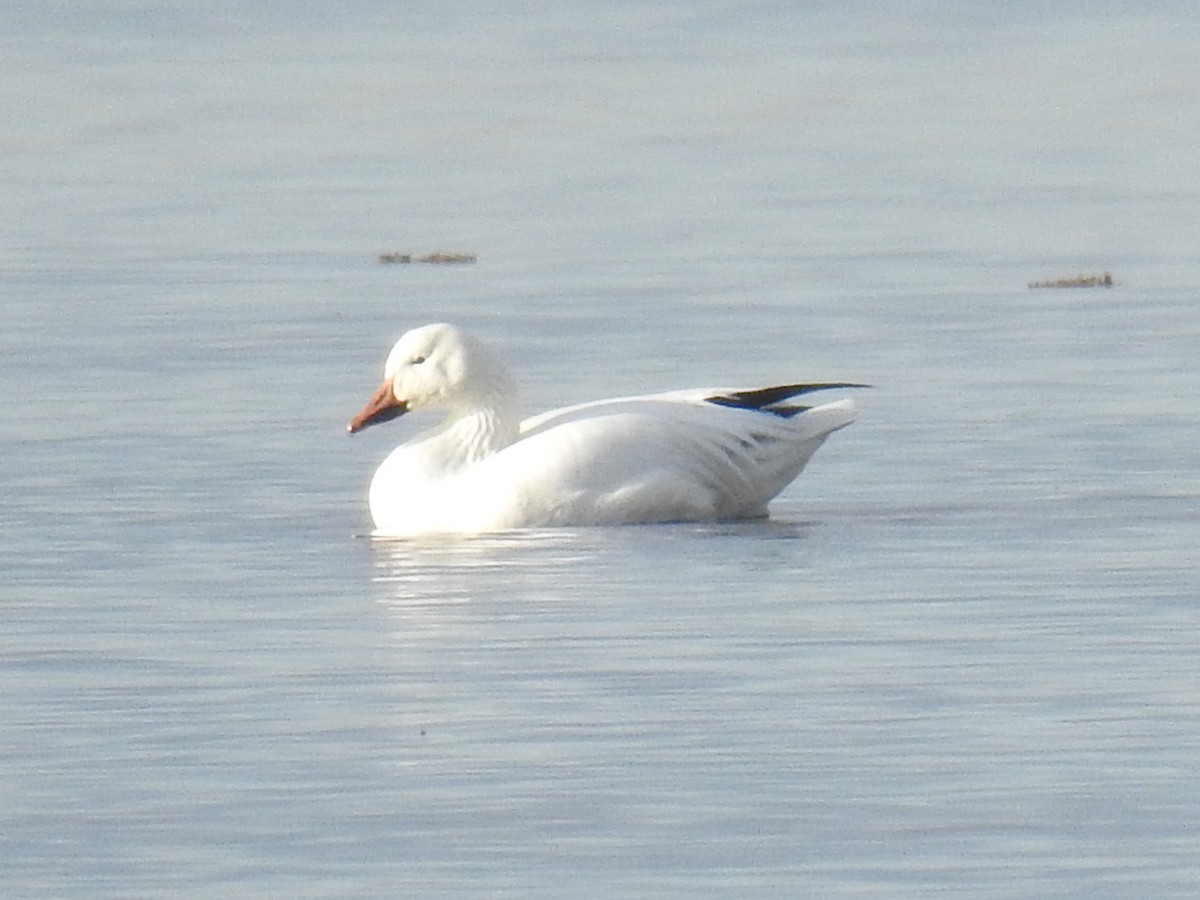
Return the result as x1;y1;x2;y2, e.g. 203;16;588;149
378;251;477;265
1028;272;1115;289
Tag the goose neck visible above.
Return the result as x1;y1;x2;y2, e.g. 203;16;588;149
444;404;519;463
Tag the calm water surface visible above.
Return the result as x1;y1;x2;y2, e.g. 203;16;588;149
4;2;1199;897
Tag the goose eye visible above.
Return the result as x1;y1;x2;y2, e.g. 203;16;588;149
410;355;427;365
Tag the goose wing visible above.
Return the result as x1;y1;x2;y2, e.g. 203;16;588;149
450;387;863;527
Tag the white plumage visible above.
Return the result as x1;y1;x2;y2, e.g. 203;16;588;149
348;324;863;536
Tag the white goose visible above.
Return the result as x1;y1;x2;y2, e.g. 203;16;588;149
348;324;864;536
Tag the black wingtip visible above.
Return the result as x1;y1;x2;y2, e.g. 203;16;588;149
705;382;869;417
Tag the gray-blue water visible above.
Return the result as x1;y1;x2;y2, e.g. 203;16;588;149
4;3;1199;897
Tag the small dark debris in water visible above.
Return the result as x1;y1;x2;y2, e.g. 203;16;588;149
1028;272;1115;289
378;251;477;265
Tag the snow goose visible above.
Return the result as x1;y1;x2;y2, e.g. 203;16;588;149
348;323;864;536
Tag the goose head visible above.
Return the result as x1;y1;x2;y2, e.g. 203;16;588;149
347;323;517;434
